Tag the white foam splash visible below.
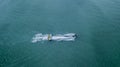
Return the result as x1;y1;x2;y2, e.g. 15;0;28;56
32;33;76;43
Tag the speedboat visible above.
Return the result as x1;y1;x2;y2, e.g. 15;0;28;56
32;33;76;43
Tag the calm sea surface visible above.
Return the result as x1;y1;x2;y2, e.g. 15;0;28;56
0;0;120;67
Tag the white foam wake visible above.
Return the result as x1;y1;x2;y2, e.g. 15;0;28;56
32;33;76;43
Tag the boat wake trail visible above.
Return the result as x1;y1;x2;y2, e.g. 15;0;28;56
32;33;76;43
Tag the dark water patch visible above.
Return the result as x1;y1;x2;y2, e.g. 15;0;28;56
90;20;120;67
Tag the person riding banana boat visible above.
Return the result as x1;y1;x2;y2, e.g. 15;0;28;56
32;33;77;43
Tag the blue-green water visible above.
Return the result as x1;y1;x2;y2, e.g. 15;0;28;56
0;0;120;67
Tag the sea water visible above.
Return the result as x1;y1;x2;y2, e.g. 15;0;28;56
0;0;120;67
